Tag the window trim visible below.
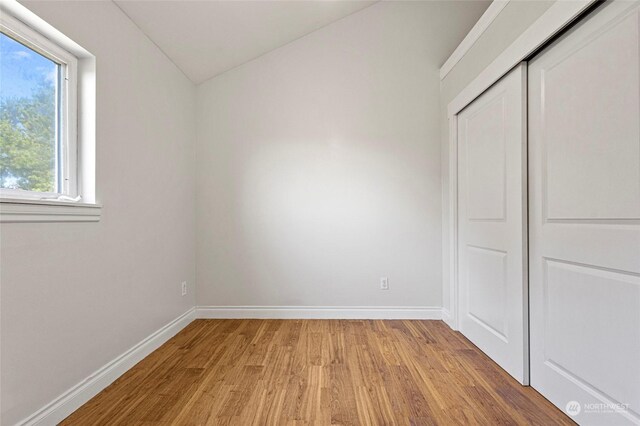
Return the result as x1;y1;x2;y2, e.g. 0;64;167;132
1;12;78;200
0;197;101;222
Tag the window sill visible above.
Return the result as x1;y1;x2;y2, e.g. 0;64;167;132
0;198;102;223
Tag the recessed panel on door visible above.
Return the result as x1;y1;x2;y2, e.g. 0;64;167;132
465;96;506;221
466;246;508;340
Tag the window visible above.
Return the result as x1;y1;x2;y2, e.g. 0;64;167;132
0;13;78;201
0;2;98;222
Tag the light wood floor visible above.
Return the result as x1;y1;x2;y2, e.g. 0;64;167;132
63;319;573;425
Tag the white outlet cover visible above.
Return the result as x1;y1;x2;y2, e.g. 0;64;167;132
380;277;389;290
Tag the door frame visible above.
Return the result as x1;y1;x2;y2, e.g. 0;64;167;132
443;0;595;330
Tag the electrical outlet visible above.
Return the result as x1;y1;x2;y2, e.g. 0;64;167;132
380;277;389;290
181;281;187;296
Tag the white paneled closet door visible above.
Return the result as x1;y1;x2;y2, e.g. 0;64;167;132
529;1;640;424
457;63;528;384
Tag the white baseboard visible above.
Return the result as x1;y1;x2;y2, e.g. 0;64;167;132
17;307;196;426
196;305;442;320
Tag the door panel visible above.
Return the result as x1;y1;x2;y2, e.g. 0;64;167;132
544;259;640;407
541;7;640;221
457;63;528;384
465;95;507;220
467;246;508;339
529;1;640;424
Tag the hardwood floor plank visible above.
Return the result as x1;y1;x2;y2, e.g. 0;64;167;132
61;320;572;425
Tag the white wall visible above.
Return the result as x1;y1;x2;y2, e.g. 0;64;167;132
196;1;488;308
0;1;196;424
439;0;555;316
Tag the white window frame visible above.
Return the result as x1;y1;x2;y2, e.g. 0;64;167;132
0;12;78;201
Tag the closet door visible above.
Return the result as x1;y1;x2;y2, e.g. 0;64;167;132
529;1;640;424
457;63;528;384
